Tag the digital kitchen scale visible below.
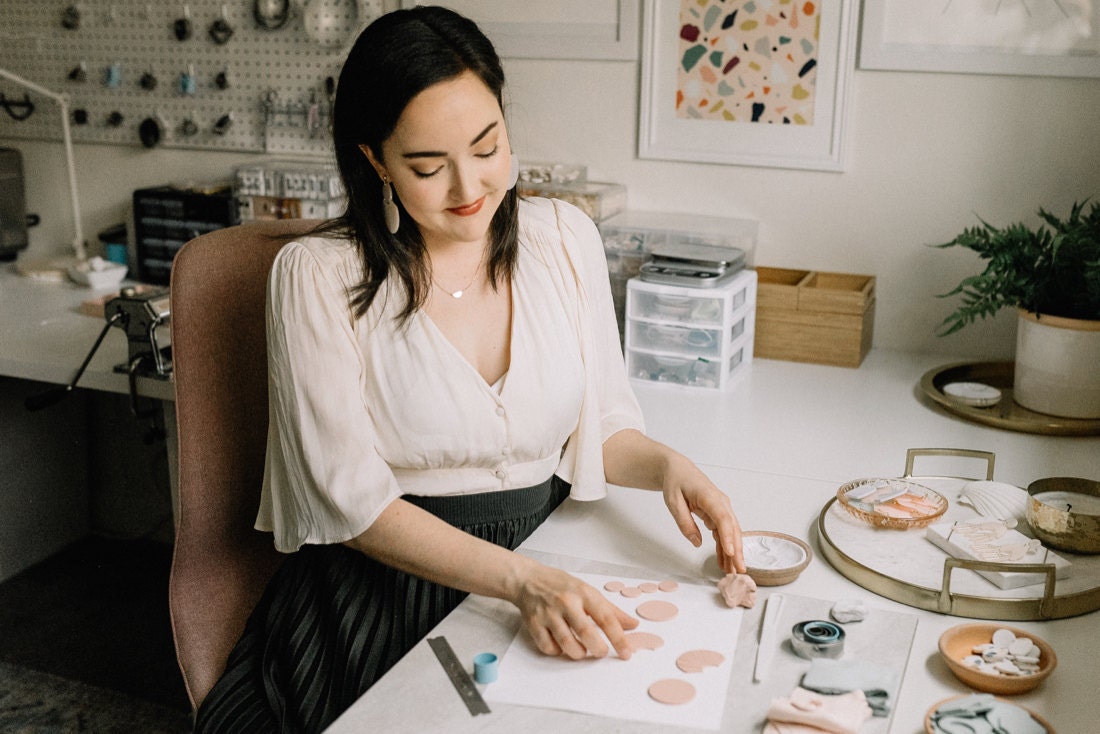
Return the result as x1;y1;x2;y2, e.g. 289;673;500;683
639;243;746;288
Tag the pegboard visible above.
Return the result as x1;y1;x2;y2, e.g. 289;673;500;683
0;0;383;157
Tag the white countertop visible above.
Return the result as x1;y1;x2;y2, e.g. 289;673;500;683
0;264;174;400
327;351;1099;734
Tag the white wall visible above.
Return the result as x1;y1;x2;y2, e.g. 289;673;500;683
5;56;1099;360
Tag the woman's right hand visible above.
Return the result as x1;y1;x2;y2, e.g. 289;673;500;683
507;560;639;660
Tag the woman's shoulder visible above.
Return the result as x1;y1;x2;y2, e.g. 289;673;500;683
519;196;606;273
273;233;362;285
520;195;597;234
276;232;357;266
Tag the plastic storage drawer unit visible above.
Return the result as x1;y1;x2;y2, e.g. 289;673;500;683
625;269;757;390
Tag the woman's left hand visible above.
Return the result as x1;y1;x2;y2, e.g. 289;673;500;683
603;430;746;575
659;453;745;575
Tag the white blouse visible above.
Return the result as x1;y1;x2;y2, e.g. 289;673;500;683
257;197;645;552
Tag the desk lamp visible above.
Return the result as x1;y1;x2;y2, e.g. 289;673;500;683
0;67;87;278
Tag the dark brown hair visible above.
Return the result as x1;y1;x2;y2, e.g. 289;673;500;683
320;6;518;322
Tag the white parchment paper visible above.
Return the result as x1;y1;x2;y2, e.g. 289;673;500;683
485;572;744;731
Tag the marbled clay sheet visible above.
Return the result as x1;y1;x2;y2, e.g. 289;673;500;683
677;0;820;124
486;573;743;730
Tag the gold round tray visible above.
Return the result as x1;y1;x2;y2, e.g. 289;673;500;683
919;361;1100;436
816;449;1100;621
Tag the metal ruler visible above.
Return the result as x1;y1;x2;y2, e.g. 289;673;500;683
428;636;491;716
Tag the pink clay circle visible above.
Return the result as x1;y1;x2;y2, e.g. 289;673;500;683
658;580;679;592
625;631;664;651
676;649;725;673
648;678;696;705
639;582;659;593
604;580;626;592
620;586;643;598
636;600;679;621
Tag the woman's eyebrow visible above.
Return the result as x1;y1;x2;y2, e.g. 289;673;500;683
402;121;498;159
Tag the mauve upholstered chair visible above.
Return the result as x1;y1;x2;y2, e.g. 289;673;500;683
168;218;319;710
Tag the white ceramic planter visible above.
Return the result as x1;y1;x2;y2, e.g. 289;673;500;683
1014;309;1100;419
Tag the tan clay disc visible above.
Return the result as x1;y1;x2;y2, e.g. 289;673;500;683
639;582;659;593
620;586;643;598
658;580;679;592
604;580;626;592
648;678;696;705
676;649;725;673
636;600;679;621
625;631;665;651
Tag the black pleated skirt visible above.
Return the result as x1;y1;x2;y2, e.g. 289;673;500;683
194;475;570;734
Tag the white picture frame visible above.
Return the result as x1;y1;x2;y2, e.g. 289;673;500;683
399;0;640;60
859;1;1100;79
638;0;857;172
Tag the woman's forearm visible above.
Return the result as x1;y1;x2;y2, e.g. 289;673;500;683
602;428;745;574
343;498;535;602
343;497;638;659
602;428;684;490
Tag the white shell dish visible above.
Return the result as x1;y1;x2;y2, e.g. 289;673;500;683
958;480;1029;527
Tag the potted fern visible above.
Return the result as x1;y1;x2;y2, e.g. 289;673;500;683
936;199;1100;419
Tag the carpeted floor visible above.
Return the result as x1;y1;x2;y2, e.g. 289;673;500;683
0;661;191;733
0;536;191;732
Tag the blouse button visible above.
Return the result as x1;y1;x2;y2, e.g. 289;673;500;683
495;406;505;417
494;469;506;479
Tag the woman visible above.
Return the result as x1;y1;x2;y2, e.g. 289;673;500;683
196;6;745;732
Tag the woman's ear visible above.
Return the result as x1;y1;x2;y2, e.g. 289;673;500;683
358;144;386;180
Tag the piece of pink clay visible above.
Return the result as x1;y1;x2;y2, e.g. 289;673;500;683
718;572;757;609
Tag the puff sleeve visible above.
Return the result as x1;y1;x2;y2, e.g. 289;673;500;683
256;240;403;552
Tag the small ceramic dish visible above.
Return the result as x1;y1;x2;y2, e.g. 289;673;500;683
742;531;812;586
938;623;1056;696
924;694;1054;734
1027;476;1100;554
837;477;948;530
68;257;128;289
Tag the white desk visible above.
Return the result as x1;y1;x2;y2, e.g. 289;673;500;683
329;350;1100;734
0;264;177;580
0;264;174;401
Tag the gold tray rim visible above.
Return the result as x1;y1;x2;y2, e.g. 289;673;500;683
919;361;1100;436
817;494;1100;621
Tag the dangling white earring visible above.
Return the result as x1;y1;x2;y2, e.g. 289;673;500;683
382;177;400;234
508;153;520;190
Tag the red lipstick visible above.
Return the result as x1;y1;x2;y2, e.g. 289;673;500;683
447;197;485;217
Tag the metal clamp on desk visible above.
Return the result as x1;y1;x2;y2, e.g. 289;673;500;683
106;287;171;421
24;286;171;425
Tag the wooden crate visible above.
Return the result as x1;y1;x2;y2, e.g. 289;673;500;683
753;267;875;368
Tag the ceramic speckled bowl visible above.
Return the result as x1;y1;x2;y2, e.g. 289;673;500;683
742;531;812;586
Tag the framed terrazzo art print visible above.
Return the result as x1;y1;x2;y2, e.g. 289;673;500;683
638;0;858;171
860;1;1100;79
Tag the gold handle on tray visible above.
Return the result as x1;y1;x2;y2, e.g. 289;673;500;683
938;558;1057;619
904;448;996;480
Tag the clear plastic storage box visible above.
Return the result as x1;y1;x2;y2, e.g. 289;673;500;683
625;269;757;390
601;210;758;342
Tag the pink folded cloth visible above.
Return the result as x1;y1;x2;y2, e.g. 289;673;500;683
765;687;873;734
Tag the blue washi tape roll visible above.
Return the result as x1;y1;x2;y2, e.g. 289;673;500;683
473;652;499;684
791;620;845;659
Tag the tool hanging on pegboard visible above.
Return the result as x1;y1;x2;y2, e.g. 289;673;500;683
0;0;383;156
